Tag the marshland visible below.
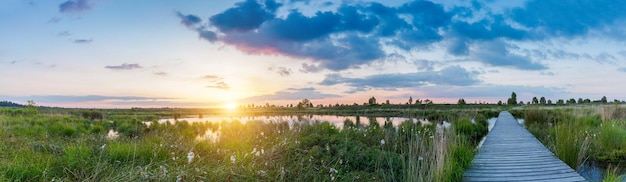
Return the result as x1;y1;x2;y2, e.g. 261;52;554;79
1;99;625;181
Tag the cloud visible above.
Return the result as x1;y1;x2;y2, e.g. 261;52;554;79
320;65;480;93
57;31;72;37
406;85;567;101
618;68;626;73
510;0;626;38
72;39;92;44
105;63;143;70
472;40;547;70
175;11;202;28
202;75;230;90
179;0;626;72
153;72;167;76
299;63;322;73
59;0;92;14
1;95;172;103
206;82;229;90
209;0;277;33
243;87;339;102
275;66;292;76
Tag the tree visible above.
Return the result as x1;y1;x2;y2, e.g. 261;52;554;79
26;100;38;115
539;97;546;105
497;100;503;105
567;98;576;105
578;98;583;104
508;92;517;105
408;96;413;105
385;100;390;105
547;100;553;105
601;96;608;104
532;97;539;104
457;98;466;105
368;97;377;106
557;99;565;105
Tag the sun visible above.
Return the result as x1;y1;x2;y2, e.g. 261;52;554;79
222;102;238;109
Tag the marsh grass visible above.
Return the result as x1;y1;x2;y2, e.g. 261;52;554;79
523;105;626;180
0;107;487;181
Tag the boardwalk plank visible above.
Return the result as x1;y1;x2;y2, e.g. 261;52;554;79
462;111;586;181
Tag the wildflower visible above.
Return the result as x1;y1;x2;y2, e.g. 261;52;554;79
100;144;106;150
160;166;168;176
230;154;236;164
187;151;194;163
261;148;265;155
380;139;385;145
281;166;285;176
329;167;338;174
258;170;267;177
339;159;343;164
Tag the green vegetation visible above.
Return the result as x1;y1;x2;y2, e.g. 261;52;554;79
520;105;626;180
0;106;490;181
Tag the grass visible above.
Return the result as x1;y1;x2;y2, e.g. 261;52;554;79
522;105;626;179
0;107;489;181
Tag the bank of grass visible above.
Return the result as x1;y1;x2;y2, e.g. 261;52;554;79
0;107;487;181
522;105;626;179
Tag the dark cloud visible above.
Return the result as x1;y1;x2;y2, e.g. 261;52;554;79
510;0;626;37
72;39;92;44
105;63;143;70
180;0;626;72
320;66;480;93
209;0;276;33
243;87;339;102
59;0;92;14
175;12;202;28
472;41;547;70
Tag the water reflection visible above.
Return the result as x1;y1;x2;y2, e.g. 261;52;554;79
158;115;439;129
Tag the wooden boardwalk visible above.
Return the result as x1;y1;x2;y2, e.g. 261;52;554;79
463;111;586;182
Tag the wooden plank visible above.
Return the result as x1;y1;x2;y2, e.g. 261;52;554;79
462;111;586;181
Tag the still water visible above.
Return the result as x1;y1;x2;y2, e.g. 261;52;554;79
158;115;449;129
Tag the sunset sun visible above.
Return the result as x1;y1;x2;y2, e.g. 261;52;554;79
223;102;238;109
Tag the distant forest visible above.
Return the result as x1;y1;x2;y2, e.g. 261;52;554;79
0;101;24;107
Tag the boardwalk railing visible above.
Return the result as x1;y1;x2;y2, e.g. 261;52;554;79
463;111;586;182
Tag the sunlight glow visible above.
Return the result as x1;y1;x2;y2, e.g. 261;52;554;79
223;102;238;109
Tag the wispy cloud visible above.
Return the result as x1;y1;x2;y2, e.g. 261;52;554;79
57;31;72;37
72;38;92;44
202;75;230;90
105;63;143;70
1;95;174;103
153;72;167;76
320;66;480;93
59;0;92;14
243;87;339;102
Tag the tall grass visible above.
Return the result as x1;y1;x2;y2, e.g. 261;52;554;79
0;107;487;181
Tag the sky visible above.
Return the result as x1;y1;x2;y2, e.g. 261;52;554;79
1;0;626;108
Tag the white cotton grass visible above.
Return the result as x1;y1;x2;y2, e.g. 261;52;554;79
230;153;236;164
187;151;194;163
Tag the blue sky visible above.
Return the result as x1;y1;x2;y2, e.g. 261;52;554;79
1;0;626;108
